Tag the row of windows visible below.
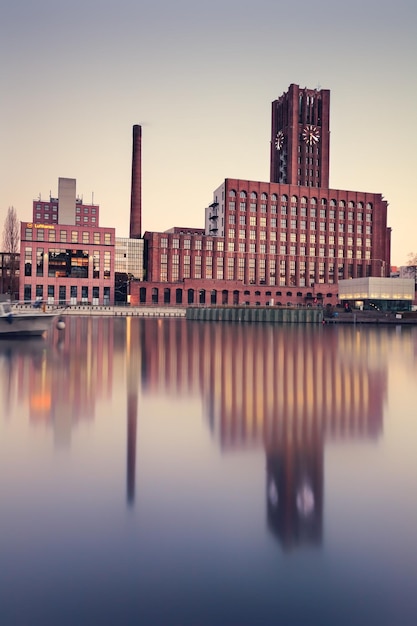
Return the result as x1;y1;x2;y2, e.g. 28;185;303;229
35;204;58;211
159;237;223;251
24;228;112;245
228;190;373;209
24;284;111;303
156;256;371;285
229;214;372;227
34;213;98;225
24;247;111;279
35;204;97;215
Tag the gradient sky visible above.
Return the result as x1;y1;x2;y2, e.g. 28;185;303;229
1;0;416;265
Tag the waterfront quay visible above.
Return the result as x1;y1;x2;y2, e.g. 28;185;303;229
12;303;417;324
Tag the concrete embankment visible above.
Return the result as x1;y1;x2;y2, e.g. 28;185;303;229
186;306;323;323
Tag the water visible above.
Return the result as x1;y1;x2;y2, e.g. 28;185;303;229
0;317;416;626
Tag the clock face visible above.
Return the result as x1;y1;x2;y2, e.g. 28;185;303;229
275;130;284;151
302;124;320;146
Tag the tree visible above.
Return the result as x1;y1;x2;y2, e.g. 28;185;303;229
2;206;20;253
407;252;417;266
1;206;20;297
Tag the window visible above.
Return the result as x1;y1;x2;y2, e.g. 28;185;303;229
82;231;89;244
240;202;246;211
250;216;256;226
71;231;78;243
184;239;191;249
206;240;213;250
195;239;202;249
229;214;235;224
25;228;33;240
217;241;224;251
240;191;247;198
160;237;168;248
94;232;100;244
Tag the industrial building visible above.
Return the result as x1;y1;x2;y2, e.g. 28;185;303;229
131;83;391;307
19;178;115;305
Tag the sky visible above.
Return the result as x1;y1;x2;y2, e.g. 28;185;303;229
0;0;416;266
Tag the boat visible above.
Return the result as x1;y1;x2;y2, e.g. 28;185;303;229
0;297;64;338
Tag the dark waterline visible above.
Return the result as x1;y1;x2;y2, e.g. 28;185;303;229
1;318;416;626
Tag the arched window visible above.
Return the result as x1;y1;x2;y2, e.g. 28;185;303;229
291;195;298;203
281;194;288;202
176;288;183;304
348;201;354;208
229;189;236;197
261;192;268;200
255;290;261;296
301;196;308;204
286;291;292;296
357;201;363;209
330;199;336;207
271;194;278;202
366;202;373;210
310;197;317;205
250;191;257;199
240;191;247;198
321;198;327;205
339;200;346;207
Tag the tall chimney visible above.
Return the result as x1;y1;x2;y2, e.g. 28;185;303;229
130;124;142;238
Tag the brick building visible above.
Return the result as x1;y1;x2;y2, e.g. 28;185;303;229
19;178;115;305
131;84;391;308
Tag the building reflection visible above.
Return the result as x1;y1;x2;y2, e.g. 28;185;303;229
1;317;402;539
140;320;390;549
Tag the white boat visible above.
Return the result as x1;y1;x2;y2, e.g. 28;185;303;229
0;298;64;338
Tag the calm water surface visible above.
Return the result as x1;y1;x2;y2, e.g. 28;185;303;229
0;317;416;626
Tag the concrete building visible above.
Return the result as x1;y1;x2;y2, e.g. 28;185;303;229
131;84;391;308
338;277;415;311
19;178;115;305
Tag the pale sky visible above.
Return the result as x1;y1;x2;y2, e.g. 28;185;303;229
1;0;416;266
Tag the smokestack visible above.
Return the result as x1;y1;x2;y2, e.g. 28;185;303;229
130;124;142;238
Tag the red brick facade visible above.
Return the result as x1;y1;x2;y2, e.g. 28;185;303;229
132;179;390;308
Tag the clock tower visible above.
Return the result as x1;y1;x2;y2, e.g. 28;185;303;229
270;84;330;188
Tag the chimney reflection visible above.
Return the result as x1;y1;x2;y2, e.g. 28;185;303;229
126;317;144;507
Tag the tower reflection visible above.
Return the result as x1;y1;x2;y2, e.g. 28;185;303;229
140;320;388;549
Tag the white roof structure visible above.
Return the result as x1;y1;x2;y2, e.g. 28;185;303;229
338;277;415;301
